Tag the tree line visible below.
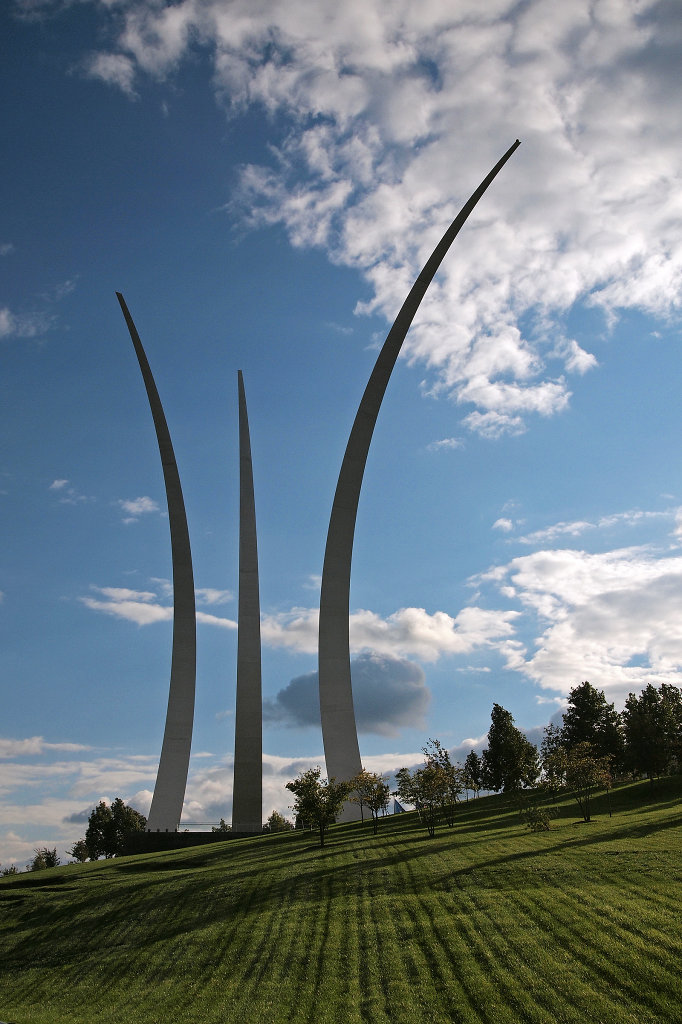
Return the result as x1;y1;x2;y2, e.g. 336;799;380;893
284;680;682;844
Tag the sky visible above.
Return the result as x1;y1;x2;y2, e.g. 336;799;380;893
1;0;682;866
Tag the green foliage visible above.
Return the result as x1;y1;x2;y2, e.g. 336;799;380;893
67;839;90;864
1;778;681;1024
561;681;624;768
85;798;147;858
211;819;231;834
622;683;682;780
348;769;391;833
463;749;483;799
481;703;539;792
262;811;294;833
285;767;351;847
563;741;613;822
1;864;19;875
29;847;60;871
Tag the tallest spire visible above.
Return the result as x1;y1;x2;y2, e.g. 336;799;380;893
317;142;520;818
116;293;197;832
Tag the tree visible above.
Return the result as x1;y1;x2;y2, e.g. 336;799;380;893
481;704;539;793
561;682;623;769
349;768;391;832
29;847;60;871
622;683;682;781
395;759;450;837
463;750;483;801
211;818;231;833
67;839;90;863
85;798;146;858
263;810;294;833
562;741;612;822
285;767;351;847
1;864;19;875
423;739;462;826
540;723;566;801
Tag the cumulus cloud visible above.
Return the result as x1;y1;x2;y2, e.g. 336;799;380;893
19;1;682;437
264;653;430;736
261;604;519;661
117;495;161;522
477;540;682;705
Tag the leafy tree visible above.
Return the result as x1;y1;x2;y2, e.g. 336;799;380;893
622;683;682;781
349;769;391;832
463;750;483;801
67;839;90;863
29;847;60;871
481;704;539;793
560;741;612;822
350;770;387;831
211;818;231;833
85;798;147;858
540;723;566;801
395;758;450;837
285;767;351;847
263;810;294;833
561;682;623;769
423;738;462;826
1;864;19;875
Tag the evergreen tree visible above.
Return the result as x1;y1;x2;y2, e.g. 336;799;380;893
561;682;623;769
463;750;483;799
622;683;682;780
481;703;539;793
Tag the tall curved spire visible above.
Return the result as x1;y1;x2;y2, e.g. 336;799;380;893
231;370;263;832
318;141;520;815
116;293;197;832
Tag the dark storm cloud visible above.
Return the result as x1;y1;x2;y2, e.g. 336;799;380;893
263;653;430;736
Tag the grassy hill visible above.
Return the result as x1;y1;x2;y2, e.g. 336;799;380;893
1;778;681;1024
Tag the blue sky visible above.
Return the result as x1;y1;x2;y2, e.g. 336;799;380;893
2;0;682;865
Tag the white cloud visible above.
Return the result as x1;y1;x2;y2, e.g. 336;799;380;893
493;518;514;532
261;603;519;661
85;52;138;97
427;437;464;452
478;541;682;704
517;506;680;545
195;587;233;605
20;2;682;436
117;495;161;521
0;306;54;340
0;243;14;256
0;737;92;760
80;582;237;629
50;479;93;504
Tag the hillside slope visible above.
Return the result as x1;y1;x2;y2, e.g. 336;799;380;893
1;779;681;1024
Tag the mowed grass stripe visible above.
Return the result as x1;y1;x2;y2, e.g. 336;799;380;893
511;882;678;1022
2;780;682;1024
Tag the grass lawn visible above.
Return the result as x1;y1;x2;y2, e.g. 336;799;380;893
1;777;681;1024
